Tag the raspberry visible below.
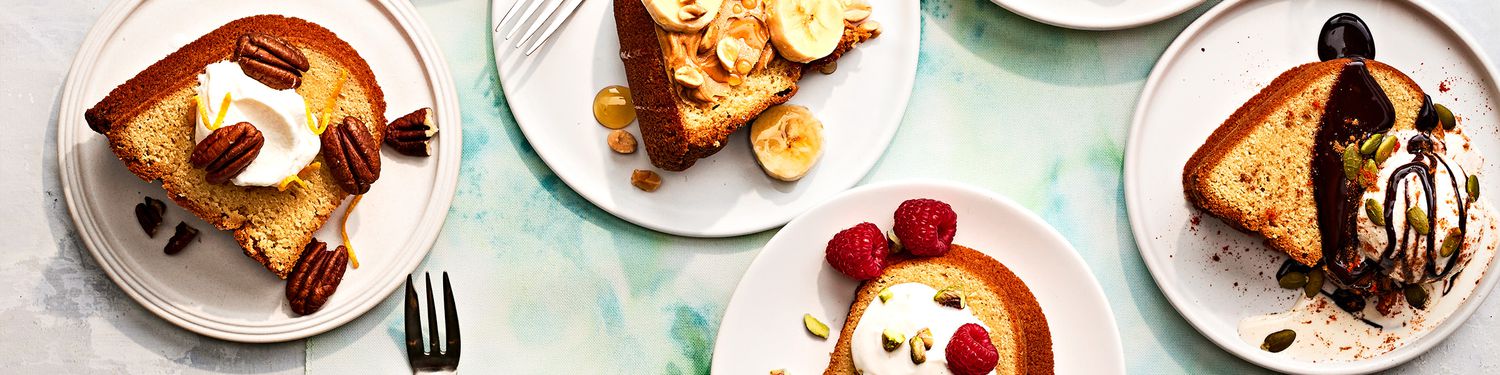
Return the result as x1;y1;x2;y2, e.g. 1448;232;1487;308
946;323;999;375
893;198;957;257
824;222;889;280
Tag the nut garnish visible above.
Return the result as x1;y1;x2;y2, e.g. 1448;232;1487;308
803;313;829;339
1440;229;1462;257
1261;329;1296;353
1303;269;1324;298
885;229;903;253
1365;198;1384;226
934;286;965;309
385;107;438;157
881;329;904;352
858;20;882;38
914;327;933;349
164;222;198;255
674;66;705;88
908;335;927;364
769;370;786;375
1468;175;1481;202
818;61;838;75
1405;283;1429;309
320;116;382;194
844;2;872;23
608;130;638;154
631;169;662;192
234;33;310;90
1406;206;1430;235
286;239;349;316
190;122;264;184
878;286;894;303
135;196;166;238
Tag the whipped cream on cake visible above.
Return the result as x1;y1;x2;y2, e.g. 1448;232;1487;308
851;283;992;375
194;61;317;187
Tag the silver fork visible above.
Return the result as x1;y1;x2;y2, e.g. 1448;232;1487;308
495;0;587;56
406;272;460;373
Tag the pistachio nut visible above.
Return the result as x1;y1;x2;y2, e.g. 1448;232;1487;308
879;286;894;303
881;329;905;352
803;313;829;339
914;328;933;349
1366;198;1385;226
1261;329;1296;353
1360;134;1383;155
1407;206;1430;235
909;335;927;364
934;286;965;309
770;370;786;375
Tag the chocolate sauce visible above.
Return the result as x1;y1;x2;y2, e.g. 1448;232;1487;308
1318;13;1376;61
1312;58;1395;285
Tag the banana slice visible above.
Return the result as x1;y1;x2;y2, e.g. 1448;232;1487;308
642;0;723;32
750;105;824;181
767;0;844;63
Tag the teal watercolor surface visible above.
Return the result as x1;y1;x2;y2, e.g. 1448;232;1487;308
310;0;1274;373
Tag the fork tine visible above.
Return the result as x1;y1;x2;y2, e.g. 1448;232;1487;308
441;272;461;359
515;0;566;48
505;0;548;40
404;275;424;359
424;272;441;355
496;0;529;33
524;0;586;55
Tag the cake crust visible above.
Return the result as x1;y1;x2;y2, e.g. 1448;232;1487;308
85;15;387;278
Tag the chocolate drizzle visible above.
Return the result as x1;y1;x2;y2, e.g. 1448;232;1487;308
1312;14;1471;290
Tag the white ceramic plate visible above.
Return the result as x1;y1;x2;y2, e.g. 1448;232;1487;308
57;0;461;342
491;0;918;237
1125;0;1500;372
712;180;1123;374
989;0;1203;31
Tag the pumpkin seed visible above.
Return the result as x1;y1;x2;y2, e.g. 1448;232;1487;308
1468;175;1481;202
1361;160;1379;188
1365;199;1385;226
1375;135;1398;164
803;314;829;339
1408;206;1430;235
1436;103;1456;130
1441;230;1462;258
1304;270;1324;298
881;329;905;352
1278;271;1308;289
1261;329;1296;353
1343;145;1363;180
1405;284;1429;309
1360;134;1383;155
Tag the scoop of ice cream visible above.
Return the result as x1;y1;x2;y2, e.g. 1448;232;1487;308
1355;129;1486;283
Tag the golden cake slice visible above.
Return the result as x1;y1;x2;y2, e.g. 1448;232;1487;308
85;15;386;278
824;245;1053;375
614;0;879;171
1182;58;1424;266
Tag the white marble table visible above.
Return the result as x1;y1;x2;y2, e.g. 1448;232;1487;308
3;0;1498;373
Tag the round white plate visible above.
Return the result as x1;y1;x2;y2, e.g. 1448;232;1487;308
990;0;1203;31
712;180;1123;374
57;0;461;342
491;0;918;237
1126;0;1500;372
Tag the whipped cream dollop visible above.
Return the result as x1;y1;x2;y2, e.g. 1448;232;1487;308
851;283;992;375
1354;129;1488;283
194;61;317;187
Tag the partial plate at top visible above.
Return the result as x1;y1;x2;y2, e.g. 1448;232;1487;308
492;0;919;237
1126;0;1500;373
989;0;1203;30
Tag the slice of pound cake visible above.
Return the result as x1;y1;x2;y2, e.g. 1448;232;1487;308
85;15;386;278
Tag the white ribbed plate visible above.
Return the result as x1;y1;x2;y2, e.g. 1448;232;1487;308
1126;0;1500;373
56;0;461;342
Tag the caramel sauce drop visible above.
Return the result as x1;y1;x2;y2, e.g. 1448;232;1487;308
593;85;636;129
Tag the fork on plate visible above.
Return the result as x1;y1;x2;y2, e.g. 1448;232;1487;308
406;272;460;373
496;0;587;55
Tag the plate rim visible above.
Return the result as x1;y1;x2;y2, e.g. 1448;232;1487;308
488;0;920;238
55;0;463;343
988;0;1205;31
710;179;1125;373
1123;0;1500;372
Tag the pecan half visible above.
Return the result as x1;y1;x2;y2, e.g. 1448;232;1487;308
285;239;349;316
190;122;263;184
235;33;310;90
320;116;382;194
384;107;438;157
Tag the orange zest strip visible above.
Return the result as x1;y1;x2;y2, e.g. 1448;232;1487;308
319;70;349;131
341;194;363;269
195;95;212;127
209;92;233;130
275;162;321;192
305;101;323;134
